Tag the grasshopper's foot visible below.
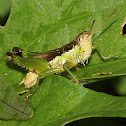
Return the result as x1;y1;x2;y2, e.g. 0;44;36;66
73;77;79;83
24;94;32;100
102;55;118;60
93;43;118;60
91;72;112;77
17;89;30;95
17;90;32;100
112;55;118;58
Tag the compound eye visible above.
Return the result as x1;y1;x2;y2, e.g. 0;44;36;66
12;47;23;57
78;36;81;42
77;34;83;42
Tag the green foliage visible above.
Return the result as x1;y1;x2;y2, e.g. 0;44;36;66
0;0;11;17
0;74;33;120
0;0;126;125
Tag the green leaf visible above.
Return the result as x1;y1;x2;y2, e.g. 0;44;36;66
70;59;126;84
0;74;33;120
3;76;126;126
0;0;11;25
0;0;11;17
1;0;126;125
31;76;126;125
115;76;126;95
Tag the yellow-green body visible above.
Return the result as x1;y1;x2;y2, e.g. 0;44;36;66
49;32;92;70
22;32;92;88
6;10;117;93
6;31;92;88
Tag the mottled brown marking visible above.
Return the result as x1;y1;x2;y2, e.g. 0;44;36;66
34;37;79;61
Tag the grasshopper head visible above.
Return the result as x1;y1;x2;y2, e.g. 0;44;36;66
77;31;91;47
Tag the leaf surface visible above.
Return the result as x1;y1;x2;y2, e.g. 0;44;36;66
0;0;126;125
0;74;33;120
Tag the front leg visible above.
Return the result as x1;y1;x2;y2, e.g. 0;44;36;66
63;61;79;83
93;43;118;60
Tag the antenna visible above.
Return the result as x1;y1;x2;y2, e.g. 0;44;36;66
89;20;95;34
91;9;117;36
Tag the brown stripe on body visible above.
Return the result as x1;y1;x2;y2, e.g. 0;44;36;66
34;37;78;62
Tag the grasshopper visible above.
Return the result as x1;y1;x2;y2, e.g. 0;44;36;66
6;10;117;98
